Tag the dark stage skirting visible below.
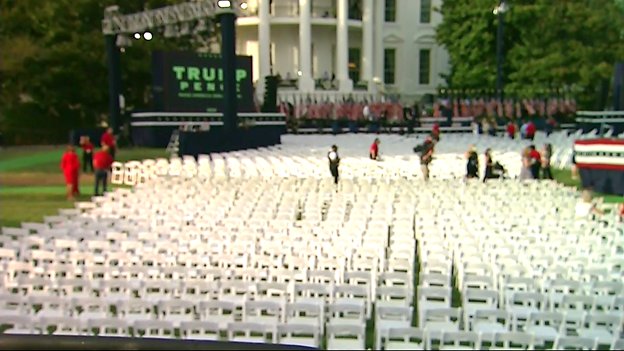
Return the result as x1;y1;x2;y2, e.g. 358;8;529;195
132;126;180;149
579;168;624;196
178;126;283;158
574;139;624;196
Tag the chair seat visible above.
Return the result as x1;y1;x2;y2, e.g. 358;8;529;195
328;318;366;329
525;326;561;342
327;339;365;350
233;336;267;344
376;319;411;334
508;306;537;320
200;315;234;331
3;328;33;335
577;328;616;344
464;304;496;319
472;322;506;338
163;315;195;328
184;334;219;341
423;321;458;340
385;341;424;350
245;315;280;326
280;337;319;348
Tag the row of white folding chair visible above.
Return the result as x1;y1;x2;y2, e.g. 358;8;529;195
6;276;412;313
3;239;412;273
7;249;402;277
1;315;367;349
1;293;380;333
414;305;622;347
379;328;543;350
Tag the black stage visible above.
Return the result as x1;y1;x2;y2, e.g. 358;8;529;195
178;126;282;157
129;112;287;155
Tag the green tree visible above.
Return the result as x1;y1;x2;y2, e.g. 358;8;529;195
0;0;218;145
435;0;624;108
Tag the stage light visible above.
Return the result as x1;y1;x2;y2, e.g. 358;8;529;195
240;2;248;10
217;0;232;8
133;33;141;40
297;71;303;76
144;31;153;41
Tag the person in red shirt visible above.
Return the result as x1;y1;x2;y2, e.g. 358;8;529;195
525;120;536;141
370;138;380;160
101;127;117;159
432;124;441;142
60;145;80;201
506;121;516;139
80;136;95;173
93;145;115;196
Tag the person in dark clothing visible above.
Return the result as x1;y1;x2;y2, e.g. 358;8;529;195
328;145;340;190
80;136;94;173
379;109;388;133
483;148;503;182
93;145;114;196
419;137;435;181
541;143;553;180
465;146;479;179
528;145;541;179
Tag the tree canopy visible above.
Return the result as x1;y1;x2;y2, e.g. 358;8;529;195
435;0;624;108
0;0;218;145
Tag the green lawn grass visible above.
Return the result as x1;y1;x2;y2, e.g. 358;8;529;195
0;192;92;228
0;148;169;173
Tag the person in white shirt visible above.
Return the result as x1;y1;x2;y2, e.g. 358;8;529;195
363;104;372;121
575;190;604;218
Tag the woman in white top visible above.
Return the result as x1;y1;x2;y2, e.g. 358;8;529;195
575;190;604;218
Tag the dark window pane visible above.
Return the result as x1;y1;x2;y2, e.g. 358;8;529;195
419;49;431;85
384;48;396;85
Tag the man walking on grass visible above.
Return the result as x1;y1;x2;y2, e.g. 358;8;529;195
93;145;114;196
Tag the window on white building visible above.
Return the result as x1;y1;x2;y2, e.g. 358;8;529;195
384;0;396;22
384;48;396;85
348;47;361;82
419;49;431;85
420;0;432;23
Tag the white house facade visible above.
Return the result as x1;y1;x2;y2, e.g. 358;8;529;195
234;0;450;102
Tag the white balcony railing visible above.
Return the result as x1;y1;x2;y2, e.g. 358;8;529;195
239;0;362;20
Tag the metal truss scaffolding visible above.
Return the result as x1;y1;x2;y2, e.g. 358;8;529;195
102;0;222;35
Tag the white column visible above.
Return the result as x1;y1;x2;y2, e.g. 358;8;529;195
298;0;315;92
257;0;271;99
361;0;374;91
336;0;353;92
373;0;384;91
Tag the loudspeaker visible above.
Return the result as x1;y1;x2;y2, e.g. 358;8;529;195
262;76;278;113
614;62;624;111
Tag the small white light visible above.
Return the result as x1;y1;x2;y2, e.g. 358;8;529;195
143;32;153;41
240;2;248;10
217;0;232;8
133;33;141;40
297;71;303;76
120;48;126;53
